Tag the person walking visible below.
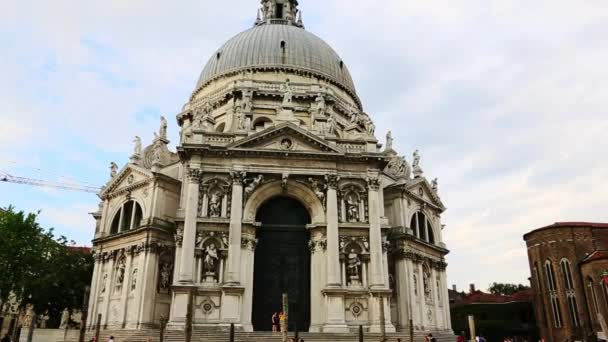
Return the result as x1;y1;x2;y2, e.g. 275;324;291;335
272;312;279;332
108;336;115;342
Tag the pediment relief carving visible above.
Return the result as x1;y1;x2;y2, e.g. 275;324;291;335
405;178;445;211
101;165;153;199
228;123;343;154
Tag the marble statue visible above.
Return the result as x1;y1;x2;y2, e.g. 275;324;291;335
23;305;34;328
431;178;438;192
159;262;172;290
386;131;393;150
315;94;326;116
423;267;431;301
110;162;118;178
281;79;293;107
159;116;168;139
116;262;126;286
236;111;246;130
347;250;361;284
244;175;264;198
364;117;375;135
60;308;70;329
309;177;325;203
346;194;359;222
413;274;418;296
413;149;421;168
39;311;50;329
101;274;107;293
350;110;358;124
133;136;142;155
326;113;335;135
204;244;219;273
208;192;221;217
131;268;138;291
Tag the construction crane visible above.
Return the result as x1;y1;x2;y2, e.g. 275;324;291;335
0;172;102;194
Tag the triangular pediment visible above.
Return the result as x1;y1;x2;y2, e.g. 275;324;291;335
406;177;446;210
227;122;344;154
100;164;154;198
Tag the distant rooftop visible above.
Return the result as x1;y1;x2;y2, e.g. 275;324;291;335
524;221;608;239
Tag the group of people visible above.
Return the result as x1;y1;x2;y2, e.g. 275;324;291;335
271;311;286;332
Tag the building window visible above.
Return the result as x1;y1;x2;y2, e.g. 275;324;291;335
110;200;143;234
410;212;435;244
560;259;580;327
545;260;563;328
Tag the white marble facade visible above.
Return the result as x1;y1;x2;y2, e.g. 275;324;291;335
86;0;452;334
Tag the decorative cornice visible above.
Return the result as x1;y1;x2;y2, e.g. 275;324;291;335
187;168;202;183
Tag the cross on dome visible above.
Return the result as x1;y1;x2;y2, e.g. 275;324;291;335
256;0;303;28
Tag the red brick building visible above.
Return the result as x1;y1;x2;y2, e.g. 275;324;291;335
524;222;608;342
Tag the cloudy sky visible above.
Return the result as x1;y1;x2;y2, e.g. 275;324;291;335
1;0;607;291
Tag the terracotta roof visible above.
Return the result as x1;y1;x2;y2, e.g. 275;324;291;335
67;246;93;254
452;289;533;306
524;222;608;239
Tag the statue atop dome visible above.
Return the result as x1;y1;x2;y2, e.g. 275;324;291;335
258;0;303;27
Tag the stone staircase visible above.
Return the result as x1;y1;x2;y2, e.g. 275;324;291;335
70;329;456;342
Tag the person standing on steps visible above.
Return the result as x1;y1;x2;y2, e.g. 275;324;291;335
272;312;279;332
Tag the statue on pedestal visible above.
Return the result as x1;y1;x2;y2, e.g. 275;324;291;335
431;178;438;192
208;192;221;217
203;244;219;282
346;194;359;222
39;311;50;329
244;175;264;198
281;79;294;107
386;131;393;150
159;262;172;291
326;113;335;135
413;149;421;168
315;94;326;117
347;250;361;286
110;162;118;178
132;136;142;156
159;116;168;139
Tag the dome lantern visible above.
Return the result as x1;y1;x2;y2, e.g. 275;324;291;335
258;0;303;28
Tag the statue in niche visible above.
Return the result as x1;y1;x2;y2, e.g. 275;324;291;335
116;260;126;286
133;136;142;156
346;193;359;222
39;311;50;329
350;110;358;124
326;113;335;135
236;111;246;130
242;94;252;112
159;261;172;291
386;131;393;150
413;274;418;296
315;94;326;116
204;244;219;272
203;100;213;116
244;174;264;198
413;149;421;168
281;79;294;107
431;178;438;192
159;116;168;139
131;269;138;291
101;274;107;293
347;249;362;285
423;266;432;301
110;162;118;178
208;191;222;217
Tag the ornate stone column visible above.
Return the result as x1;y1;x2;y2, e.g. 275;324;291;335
367;177;385;288
226;171;244;285
178;168;201;283
86;253;102;330
325;175;341;287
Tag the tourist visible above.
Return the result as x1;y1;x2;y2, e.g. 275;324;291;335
108;336;115;342
457;331;466;342
426;334;437;342
279;311;286;332
272;312;279;332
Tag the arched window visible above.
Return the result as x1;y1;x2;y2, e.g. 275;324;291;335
110;200;143;234
560;259;579;327
545;260;562;328
410;212;435;244
252;117;273;131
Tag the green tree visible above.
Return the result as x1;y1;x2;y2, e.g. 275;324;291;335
0;206;93;325
488;282;529;296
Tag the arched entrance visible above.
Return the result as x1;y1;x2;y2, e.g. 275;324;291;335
252;196;311;331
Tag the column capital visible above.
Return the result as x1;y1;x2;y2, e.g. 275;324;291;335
230;171;247;186
367;176;381;191
187;167;202;182
325;175;340;190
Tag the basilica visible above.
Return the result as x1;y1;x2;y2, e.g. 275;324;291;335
87;0;453;335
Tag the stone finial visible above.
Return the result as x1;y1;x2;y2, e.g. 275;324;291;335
385;131;393;151
159;116;168;140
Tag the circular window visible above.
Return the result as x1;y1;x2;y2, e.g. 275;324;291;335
202;302;213;314
280;138;293;150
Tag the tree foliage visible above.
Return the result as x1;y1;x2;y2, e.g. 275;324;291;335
0;206;93;323
488;282;529;296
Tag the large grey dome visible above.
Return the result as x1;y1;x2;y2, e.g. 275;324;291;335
195;24;357;95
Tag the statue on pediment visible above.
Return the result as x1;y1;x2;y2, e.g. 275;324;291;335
386;131;393;150
110;162;118;178
133;136;142;156
281;79;294;107
159;116;168;139
431;178;438;192
326;113;336;135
